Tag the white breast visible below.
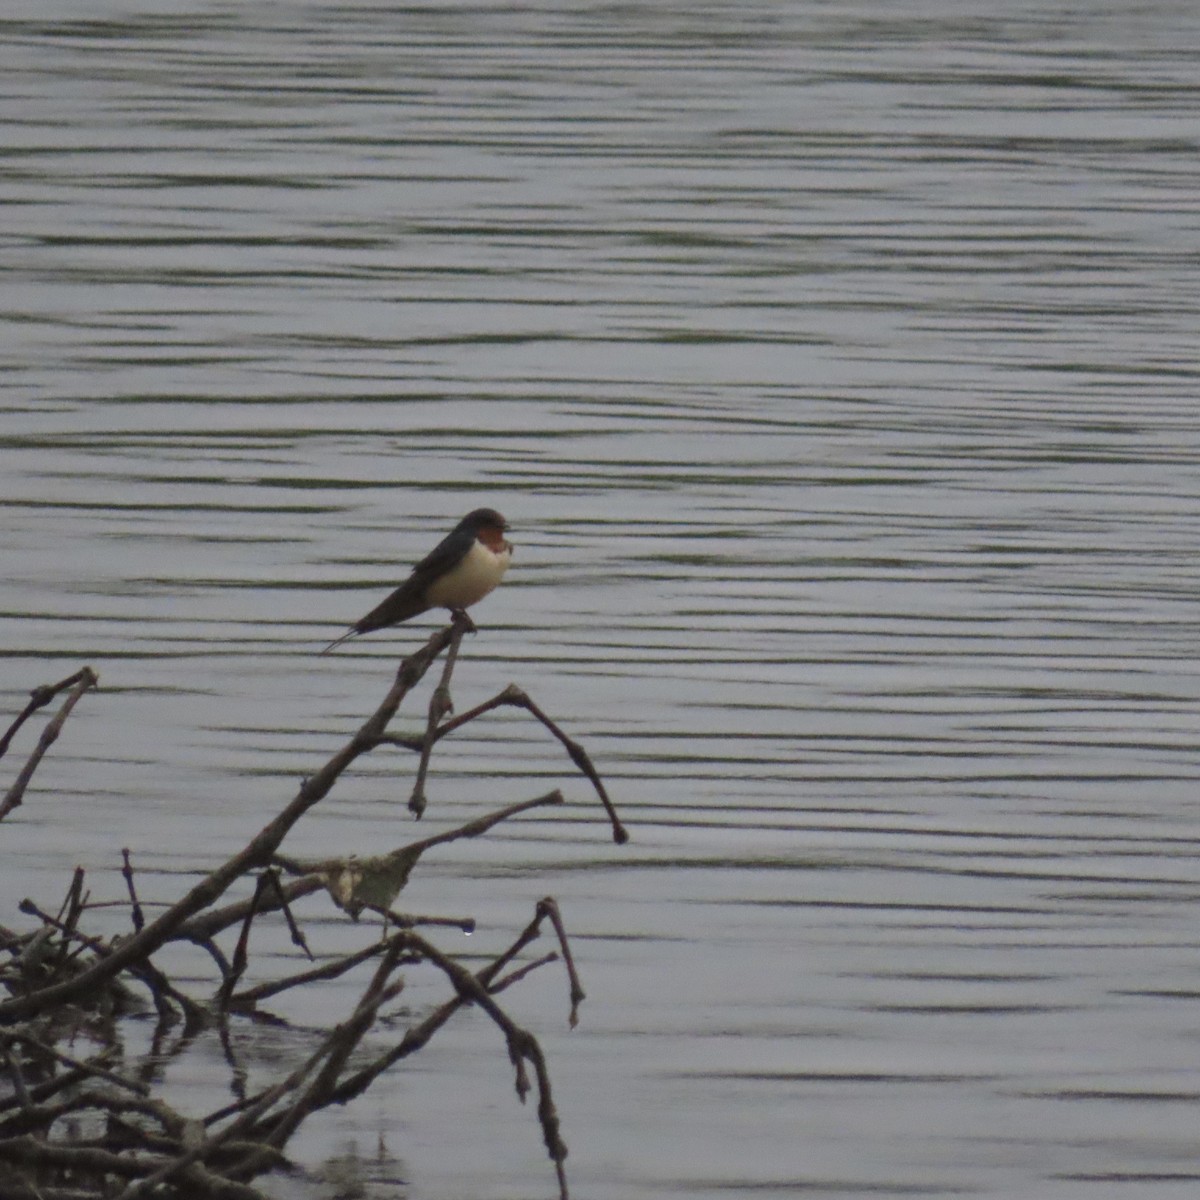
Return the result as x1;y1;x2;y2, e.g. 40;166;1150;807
425;538;511;611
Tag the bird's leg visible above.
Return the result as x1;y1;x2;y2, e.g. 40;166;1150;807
450;608;477;634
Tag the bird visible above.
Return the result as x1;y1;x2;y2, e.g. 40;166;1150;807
320;508;512;654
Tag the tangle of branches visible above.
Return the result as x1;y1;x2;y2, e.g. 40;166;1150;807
0;615;627;1199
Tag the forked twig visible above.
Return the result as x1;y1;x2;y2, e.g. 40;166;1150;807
329;895;583;1107
0;668;97;760
0;667;99;820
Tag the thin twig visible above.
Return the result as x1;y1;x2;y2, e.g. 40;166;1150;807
217;871;273;1013
50;868;87;980
176;876;325;948
0;668;98;820
535;897;586;1027
409;611;470;816
227;940;389;1012
0;1031;149;1100
121;849;145;933
0;668;96;760
274;791;564;917
433;683;628;843
17;899;202;1029
266;869;313;961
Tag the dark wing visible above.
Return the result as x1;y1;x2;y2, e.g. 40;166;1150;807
319;524;475;653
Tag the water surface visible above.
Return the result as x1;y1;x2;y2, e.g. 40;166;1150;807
4;2;1200;1197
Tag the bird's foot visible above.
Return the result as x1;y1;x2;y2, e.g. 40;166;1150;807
450;608;477;634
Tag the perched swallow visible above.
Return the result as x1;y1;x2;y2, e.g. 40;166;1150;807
321;508;512;654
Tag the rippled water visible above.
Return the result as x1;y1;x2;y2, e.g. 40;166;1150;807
5;2;1200;1197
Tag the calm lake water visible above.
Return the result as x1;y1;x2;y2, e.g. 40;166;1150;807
4;1;1200;1197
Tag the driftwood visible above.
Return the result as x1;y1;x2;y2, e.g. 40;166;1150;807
0;615;625;1199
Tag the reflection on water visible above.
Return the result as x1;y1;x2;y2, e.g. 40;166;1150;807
4;1;1200;1197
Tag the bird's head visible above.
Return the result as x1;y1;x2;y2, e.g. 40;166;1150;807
461;507;510;553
